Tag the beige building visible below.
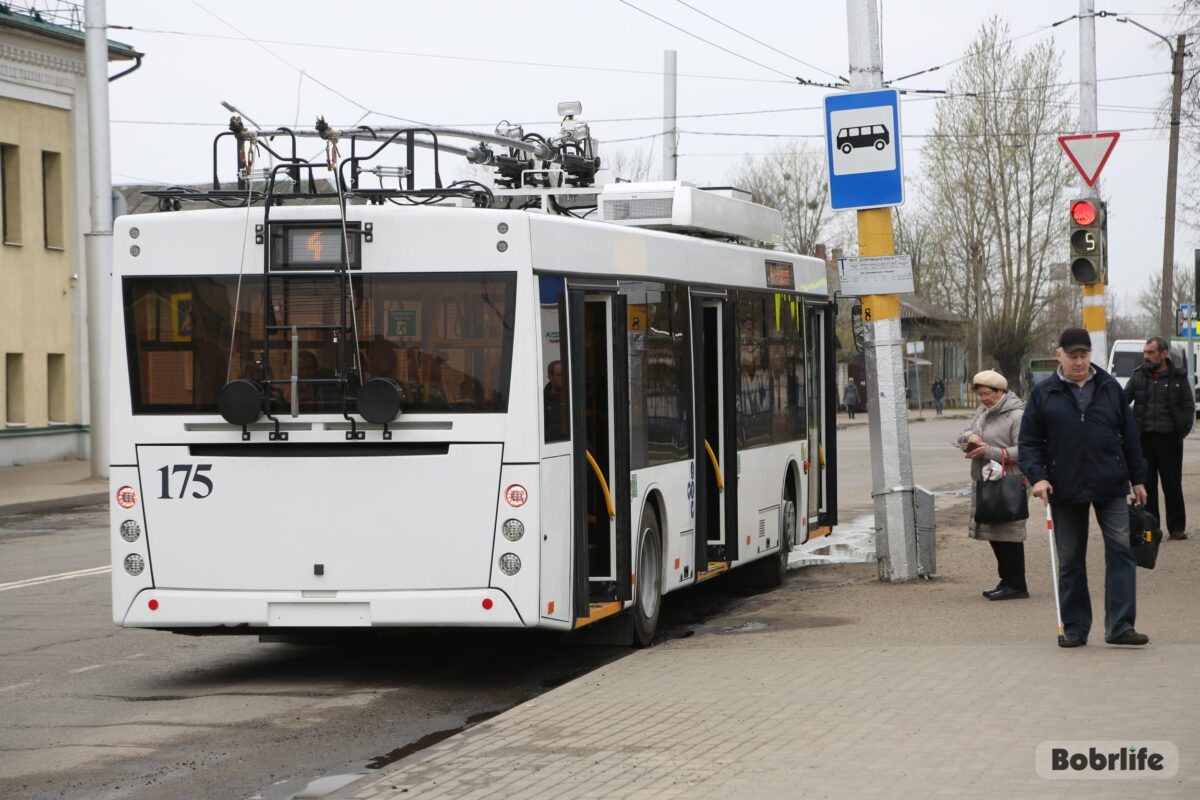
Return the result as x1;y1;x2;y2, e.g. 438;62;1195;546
0;4;138;465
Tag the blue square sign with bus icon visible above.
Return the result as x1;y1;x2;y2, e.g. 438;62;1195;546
824;88;904;210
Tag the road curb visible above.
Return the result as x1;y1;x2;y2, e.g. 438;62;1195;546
0;492;108;518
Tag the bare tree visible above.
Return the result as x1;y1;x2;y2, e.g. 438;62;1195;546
918;16;1077;381
730;143;830;255
603;146;657;183
1137;262;1197;323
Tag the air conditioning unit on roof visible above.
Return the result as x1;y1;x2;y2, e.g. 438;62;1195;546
598;181;782;244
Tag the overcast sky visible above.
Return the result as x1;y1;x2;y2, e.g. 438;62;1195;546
106;0;1194;318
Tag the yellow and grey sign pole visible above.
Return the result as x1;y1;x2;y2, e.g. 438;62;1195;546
845;0;919;582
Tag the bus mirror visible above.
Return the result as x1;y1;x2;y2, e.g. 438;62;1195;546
218;379;264;426
357;378;403;425
851;303;866;353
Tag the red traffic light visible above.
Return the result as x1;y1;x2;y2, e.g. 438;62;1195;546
1071;200;1097;226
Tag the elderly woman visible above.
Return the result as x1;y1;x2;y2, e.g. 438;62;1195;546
958;370;1029;601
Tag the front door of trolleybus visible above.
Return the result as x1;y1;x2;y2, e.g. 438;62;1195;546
568;288;633;617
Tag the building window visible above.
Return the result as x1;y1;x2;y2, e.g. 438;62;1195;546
47;353;66;423
5;353;24;425
42;151;64;249
1;144;21;245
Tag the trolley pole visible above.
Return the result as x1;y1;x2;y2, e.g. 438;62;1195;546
663;49;677;181
1078;0;1107;360
846;0;918;582
84;0;112;478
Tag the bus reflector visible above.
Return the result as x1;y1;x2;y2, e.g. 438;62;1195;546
116;486;138;508
482;598;494;610
148;599;159;611
505;484;528;507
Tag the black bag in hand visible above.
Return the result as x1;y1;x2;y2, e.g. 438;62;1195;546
974;449;1030;524
1128;503;1162;570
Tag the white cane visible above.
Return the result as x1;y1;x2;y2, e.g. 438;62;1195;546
1045;503;1065;646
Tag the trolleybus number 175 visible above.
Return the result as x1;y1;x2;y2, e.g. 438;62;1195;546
156;464;215;500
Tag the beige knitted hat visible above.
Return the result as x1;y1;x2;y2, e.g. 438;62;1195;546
971;370;1008;391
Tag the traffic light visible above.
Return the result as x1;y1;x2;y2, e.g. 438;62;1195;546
1069;198;1107;284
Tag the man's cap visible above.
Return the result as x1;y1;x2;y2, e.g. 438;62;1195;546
1058;327;1092;353
972;370;1008;391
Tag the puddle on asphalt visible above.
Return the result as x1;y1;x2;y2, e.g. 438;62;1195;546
365;708;503;771
721;621;770;634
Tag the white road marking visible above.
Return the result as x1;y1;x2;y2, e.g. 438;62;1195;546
70;664;104;674
0;565;111;593
0;680;40;693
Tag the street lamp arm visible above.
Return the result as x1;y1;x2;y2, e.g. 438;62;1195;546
1115;16;1174;52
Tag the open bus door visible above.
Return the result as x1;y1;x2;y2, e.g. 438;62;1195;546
691;291;738;579
804;303;838;537
568;287;633;624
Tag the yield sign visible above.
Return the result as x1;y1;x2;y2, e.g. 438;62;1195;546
1058;132;1120;186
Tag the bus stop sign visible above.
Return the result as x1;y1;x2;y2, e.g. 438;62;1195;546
824;88;904;210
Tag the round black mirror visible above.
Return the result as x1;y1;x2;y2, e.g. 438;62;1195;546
218;379;264;426
357;377;403;424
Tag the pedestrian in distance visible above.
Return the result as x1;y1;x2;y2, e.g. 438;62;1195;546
957;370;1028;600
1123;336;1195;540
843;380;861;419
1018;327;1150;648
932;377;946;416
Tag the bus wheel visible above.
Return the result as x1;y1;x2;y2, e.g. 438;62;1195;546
633;506;663;647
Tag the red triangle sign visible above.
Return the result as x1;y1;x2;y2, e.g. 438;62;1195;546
1058;132;1120;187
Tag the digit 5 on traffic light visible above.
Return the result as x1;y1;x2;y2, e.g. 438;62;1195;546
1069;198;1107;284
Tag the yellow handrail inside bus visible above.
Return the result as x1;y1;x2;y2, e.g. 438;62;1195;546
703;440;725;493
585;449;615;519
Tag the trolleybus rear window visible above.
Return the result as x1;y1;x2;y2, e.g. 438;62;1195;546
122;273;516;415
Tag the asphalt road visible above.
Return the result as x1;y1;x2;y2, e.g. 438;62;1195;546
0;416;984;800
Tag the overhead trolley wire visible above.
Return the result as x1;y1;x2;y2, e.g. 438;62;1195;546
670;0;846;82
614;0;846;88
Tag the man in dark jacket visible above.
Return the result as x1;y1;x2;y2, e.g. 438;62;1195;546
1124;336;1195;540
1019;328;1149;648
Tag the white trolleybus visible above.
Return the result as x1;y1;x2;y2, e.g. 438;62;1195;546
109;106;838;644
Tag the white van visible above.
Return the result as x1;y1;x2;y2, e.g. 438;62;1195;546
1107;339;1144;389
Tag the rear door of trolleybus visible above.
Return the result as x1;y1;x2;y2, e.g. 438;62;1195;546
804;303;837;536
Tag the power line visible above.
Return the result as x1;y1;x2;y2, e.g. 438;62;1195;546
112;25;798;85
614;0;841;87
671;0;845;81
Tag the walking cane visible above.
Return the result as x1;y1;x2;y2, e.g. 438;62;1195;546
1045;503;1065;646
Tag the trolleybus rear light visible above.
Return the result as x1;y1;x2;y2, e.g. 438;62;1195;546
498;553;521;576
148;599;159;611
502;519;524;541
116;486;138;508
120;520;141;542
124;553;145;576
504;485;528;507
482;598;494;610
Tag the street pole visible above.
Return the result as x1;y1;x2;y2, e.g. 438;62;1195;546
1079;0;1107;361
1160;35;1186;340
663;49;677;181
84;0;112;479
845;0;918;582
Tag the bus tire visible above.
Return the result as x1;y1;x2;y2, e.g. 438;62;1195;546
633;505;663;647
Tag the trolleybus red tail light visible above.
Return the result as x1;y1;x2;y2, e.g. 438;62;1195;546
116;486;138;508
504;484;528;507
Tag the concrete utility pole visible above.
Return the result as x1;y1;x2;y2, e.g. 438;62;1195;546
1079;0;1107;361
1160;34;1186;339
845;0;918;582
84;0;112;479
663;49;677;181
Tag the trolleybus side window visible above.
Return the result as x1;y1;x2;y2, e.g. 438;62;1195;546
123;273;516;415
539;275;571;443
626;281;691;468
736;292;772;448
769;294;807;442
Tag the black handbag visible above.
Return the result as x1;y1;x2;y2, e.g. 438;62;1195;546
974;449;1030;524
1128;503;1162;570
